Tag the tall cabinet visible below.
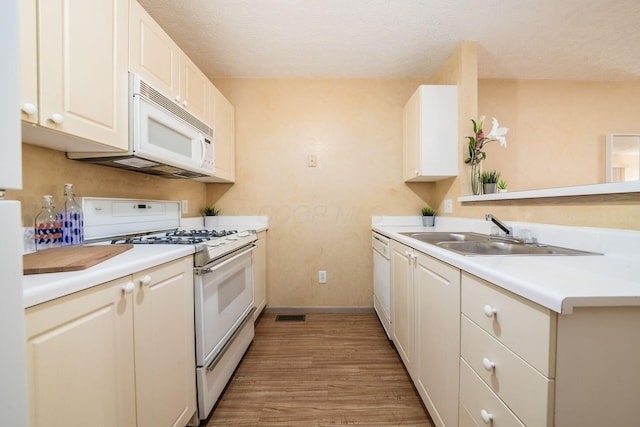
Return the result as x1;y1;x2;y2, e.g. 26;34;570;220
1;1;29;424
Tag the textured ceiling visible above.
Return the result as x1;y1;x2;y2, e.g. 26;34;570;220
138;0;640;80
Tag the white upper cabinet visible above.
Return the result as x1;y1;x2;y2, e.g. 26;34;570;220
403;85;458;182
178;53;210;123
198;84;236;183
20;0;129;152
130;0;210;125
129;0;180;100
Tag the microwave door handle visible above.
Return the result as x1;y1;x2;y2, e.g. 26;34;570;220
199;134;206;167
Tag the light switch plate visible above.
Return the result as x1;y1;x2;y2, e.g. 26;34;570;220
444;199;453;214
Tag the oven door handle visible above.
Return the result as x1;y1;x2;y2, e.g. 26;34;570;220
195;244;256;275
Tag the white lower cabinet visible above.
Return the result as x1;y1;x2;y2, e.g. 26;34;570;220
414;252;460;427
389;237;640;426
391;240;415;373
460;272;555;427
25;257;196;427
253;231;268;320
391;240;460;427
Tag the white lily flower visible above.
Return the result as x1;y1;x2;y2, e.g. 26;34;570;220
487;117;509;147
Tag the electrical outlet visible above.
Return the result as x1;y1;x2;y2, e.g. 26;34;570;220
318;270;327;284
444;199;453;214
308;154;318;167
181;199;188;214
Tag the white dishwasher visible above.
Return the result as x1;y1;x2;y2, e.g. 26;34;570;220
372;232;391;338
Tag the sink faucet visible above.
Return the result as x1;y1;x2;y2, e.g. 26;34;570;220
485;214;513;236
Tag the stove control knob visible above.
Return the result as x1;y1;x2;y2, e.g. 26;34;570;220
139;275;152;286
121;282;135;294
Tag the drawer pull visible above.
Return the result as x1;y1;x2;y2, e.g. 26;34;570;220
480;409;493;424
483;304;498;317
482;357;496;371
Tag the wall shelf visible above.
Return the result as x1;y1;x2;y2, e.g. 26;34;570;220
458;181;640;202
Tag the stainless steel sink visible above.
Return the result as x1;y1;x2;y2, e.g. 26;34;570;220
399;232;488;243
399;231;601;256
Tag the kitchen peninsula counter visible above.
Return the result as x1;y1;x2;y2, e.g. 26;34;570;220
373;216;640;314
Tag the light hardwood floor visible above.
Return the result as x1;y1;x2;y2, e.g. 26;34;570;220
203;313;434;426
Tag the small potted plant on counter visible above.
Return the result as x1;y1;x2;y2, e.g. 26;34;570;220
201;205;220;228
480;170;501;194
497;179;508;193
421;207;436;227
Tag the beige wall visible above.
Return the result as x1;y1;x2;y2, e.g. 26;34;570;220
477;79;640;190
452;79;640;231
6;143;207;226
208;77;435;308
205;44;478;309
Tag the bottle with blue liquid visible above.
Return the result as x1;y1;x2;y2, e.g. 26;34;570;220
61;183;84;246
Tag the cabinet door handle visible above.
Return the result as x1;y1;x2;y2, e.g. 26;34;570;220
139;275;152;286
480;409;493;424
182;100;188;107
482;357;496;371
49;113;64;124
121;282;135;294
22;103;37;115
483;304;497;317
175;95;182;103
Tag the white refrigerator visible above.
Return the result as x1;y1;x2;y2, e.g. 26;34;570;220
1;0;29;425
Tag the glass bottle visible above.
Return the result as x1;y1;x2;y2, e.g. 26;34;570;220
61;183;84;246
34;195;62;250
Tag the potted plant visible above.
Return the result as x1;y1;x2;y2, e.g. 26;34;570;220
480;170;501;194
421;207;436;227
497;179;508;193
201;205;220;228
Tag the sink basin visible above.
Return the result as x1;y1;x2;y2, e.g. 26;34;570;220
399;231;601;256
399;232;488;243
437;241;599;256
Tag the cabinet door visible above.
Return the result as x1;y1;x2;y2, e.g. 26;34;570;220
19;0;37;123
403;88;420;181
129;0;180;100
179;53;209;123
133;257;196;427
414;252;461;427
38;0;128;150
210;84;236;182
253;231;267;320
391;240;414;374
25;277;136;427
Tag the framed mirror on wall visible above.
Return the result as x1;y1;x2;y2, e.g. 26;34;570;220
606;134;640;183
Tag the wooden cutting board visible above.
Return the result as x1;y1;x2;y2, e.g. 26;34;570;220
23;245;134;275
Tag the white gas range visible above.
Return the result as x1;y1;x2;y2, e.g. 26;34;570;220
83;197;257;421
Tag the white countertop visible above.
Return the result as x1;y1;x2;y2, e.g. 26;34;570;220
373;217;640;314
23;245;195;308
22;216;269;309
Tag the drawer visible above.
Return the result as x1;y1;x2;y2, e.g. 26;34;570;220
461;315;554;427
461;273;556;376
459;359;525;427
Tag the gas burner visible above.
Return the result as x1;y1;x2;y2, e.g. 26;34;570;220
166;229;238;239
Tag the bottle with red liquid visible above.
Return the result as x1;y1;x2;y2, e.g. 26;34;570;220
34;195;62;250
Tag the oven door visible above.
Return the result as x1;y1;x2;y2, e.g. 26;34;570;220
194;244;255;366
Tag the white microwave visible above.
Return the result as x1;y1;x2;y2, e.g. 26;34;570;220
68;73;215;179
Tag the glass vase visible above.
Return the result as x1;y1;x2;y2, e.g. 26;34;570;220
471;163;482;195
